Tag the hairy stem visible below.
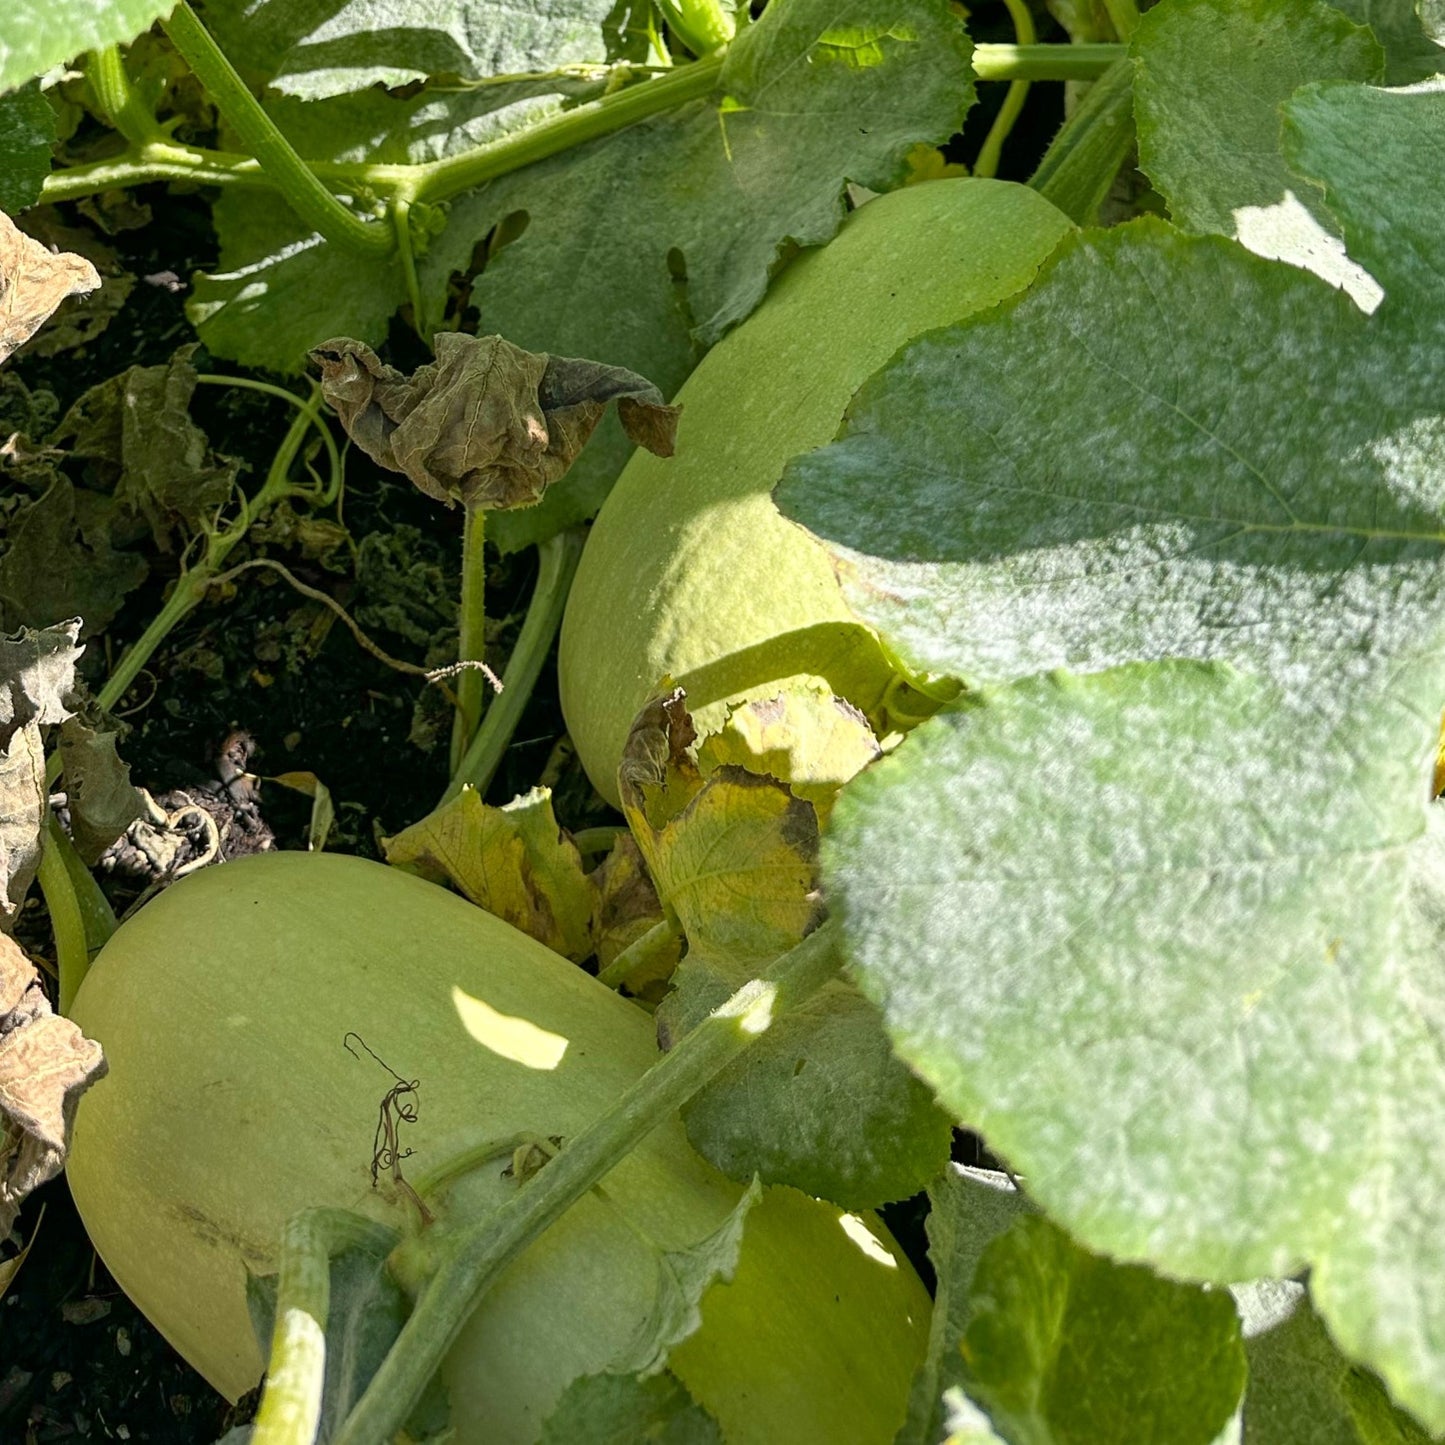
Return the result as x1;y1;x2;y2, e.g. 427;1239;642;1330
335;921;844;1443
88;47;162;145
450;506;490;775
161;2;393;258
445;529;585;803
252;1210;400;1445
1028;59;1136;226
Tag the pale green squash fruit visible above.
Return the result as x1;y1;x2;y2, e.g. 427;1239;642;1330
559;178;1074;806
66;852;930;1443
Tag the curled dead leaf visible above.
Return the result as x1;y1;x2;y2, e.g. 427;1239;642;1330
0;211;102;367
1;621;82;928
0;932;107;1237
309;333;679;511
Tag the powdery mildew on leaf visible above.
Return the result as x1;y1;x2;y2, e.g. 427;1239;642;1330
778;79;1445;1430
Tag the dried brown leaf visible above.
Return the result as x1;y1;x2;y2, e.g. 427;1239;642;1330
0;622;81;928
0;933;106;1237
589;832;679;990
0;211;101;366
310;333;679;511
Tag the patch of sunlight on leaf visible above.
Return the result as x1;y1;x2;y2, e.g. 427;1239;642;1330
1232;190;1383;312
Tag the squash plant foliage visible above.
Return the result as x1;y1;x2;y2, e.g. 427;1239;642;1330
4;0;1445;1440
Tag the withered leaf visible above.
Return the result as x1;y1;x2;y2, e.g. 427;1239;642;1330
695;687;882;827
0;210;101;366
0;621;81;928
57;720;144;866
384;785;595;961
52;344;239;551
0;474;149;636
619;689;820;976
310;333;679;512
589;832;679;989
0;932;107;1237
621;688;950;1209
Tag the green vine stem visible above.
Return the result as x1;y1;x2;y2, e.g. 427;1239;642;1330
88;47;162;146
94;382;335;717
1101;0;1141;40
334;919;844;1444
597;917;683;990
1027;59;1136;226
39;45;1125;208
37;820;90;1015
974;0;1037;179
251;1210;401;1445
444;529;586;803
449;506;490;775
160;3;393;258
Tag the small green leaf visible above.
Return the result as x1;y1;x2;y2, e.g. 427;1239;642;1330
1132;0;1383;305
1285;77;1445;315
1236;1280;1434;1444
610;1178;762;1377
0;0;175;93
961;1213;1247;1445
899;1167;1031;1445
0;83;54;212
539;1370;723;1444
383;786;595;960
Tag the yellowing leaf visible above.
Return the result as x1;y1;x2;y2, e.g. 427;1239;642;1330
383;786;594;960
696;687;881;825
589;833;679;989
620;692;820;972
1;933;106;1236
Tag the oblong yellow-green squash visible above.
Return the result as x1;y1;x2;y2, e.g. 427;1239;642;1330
67;852;930;1443
559;178;1073;806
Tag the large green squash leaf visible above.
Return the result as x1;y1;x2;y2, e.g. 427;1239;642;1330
1132;0;1384;306
188;0;973;547
0;0;174;94
775;79;1445;1429
200;0;618;100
